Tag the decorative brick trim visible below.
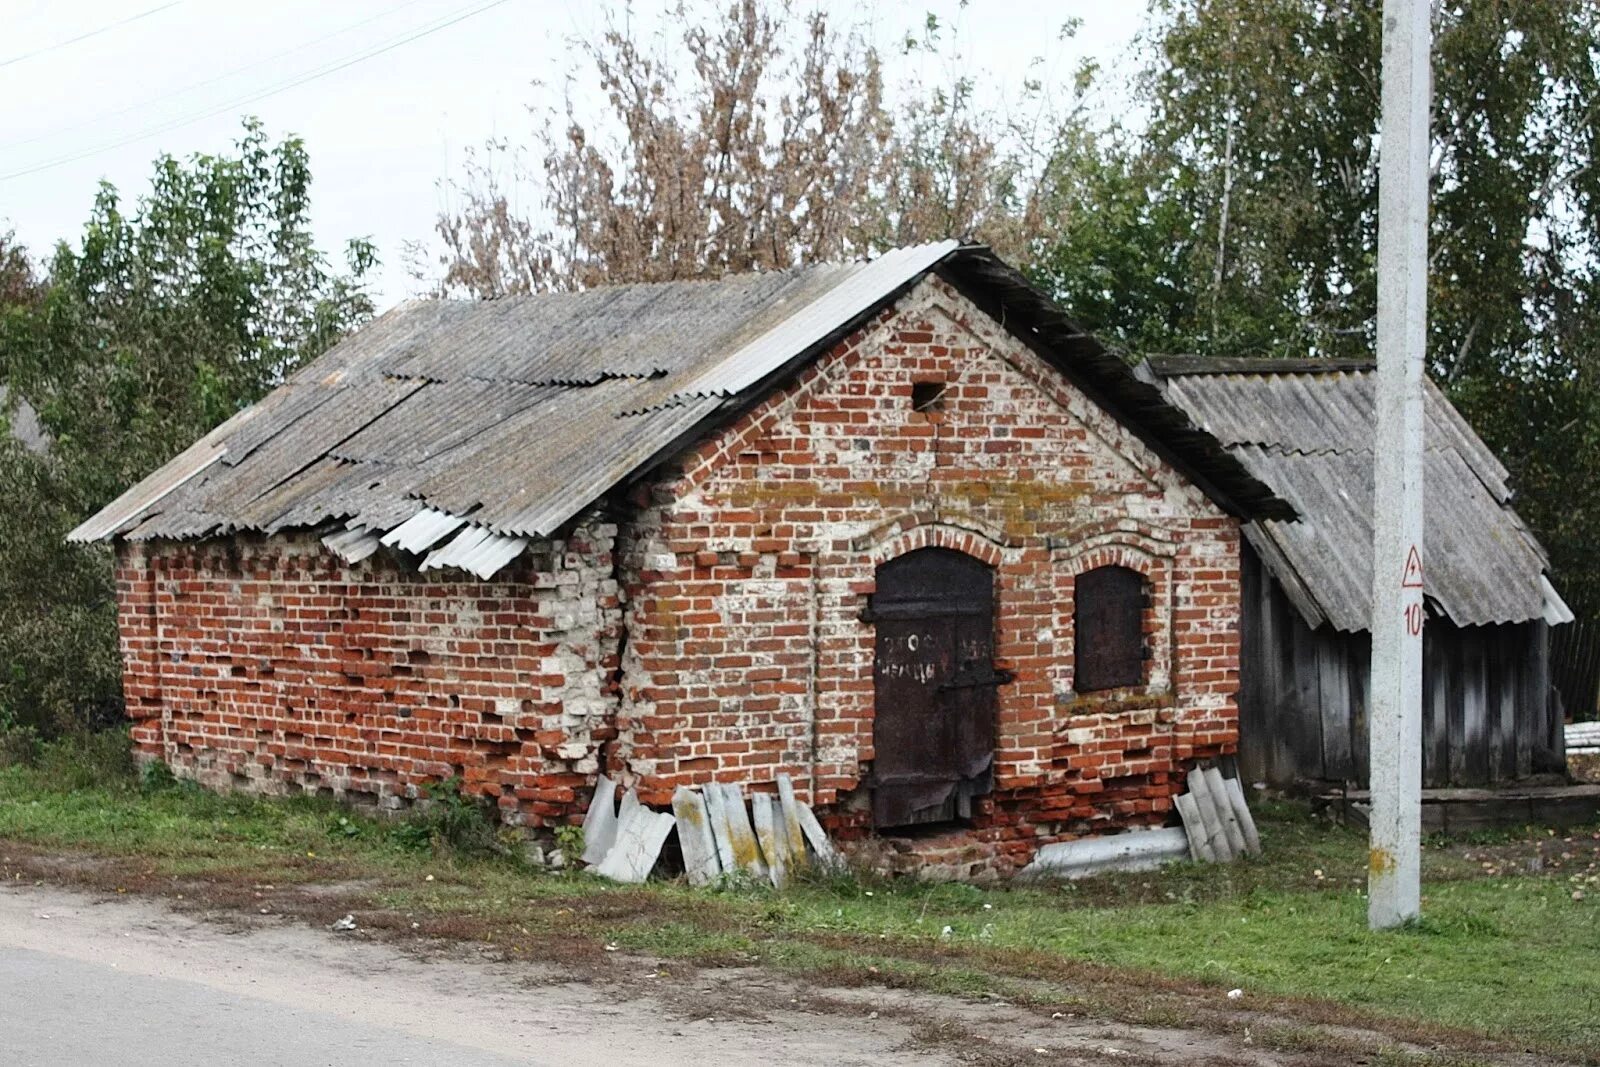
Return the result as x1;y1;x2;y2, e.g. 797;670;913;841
858;517;1011;567
914;278;1191;502
1046;517;1179;560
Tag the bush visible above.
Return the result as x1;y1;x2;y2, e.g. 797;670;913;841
0;713;40;767
553;823;585;865
393;776;505;859
0;446;124;737
36;727;134;791
138;757;180;794
0;720;134;789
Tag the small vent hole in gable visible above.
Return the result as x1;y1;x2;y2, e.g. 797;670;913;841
911;381;947;413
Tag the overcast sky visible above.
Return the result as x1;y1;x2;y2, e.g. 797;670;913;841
0;1;1146;304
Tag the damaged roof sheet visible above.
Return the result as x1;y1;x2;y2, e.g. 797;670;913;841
1149;357;1568;632
71;244;1289;578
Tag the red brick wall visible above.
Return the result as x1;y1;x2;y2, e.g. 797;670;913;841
616;277;1242;870
112;517;620;826
116;543;164;757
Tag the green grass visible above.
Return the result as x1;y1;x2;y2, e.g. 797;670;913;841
3;731;1599;1061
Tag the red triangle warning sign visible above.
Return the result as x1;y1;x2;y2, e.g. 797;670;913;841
1401;545;1424;589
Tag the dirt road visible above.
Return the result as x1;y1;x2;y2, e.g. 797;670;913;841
1;883;948;1066
0;881;1560;1066
0;881;1284;1067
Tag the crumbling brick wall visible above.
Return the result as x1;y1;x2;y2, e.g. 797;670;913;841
113;515;620;826
616;277;1242;871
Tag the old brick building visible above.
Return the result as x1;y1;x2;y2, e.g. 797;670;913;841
75;243;1292;874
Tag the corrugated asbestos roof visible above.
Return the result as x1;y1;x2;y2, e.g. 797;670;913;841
70;244;1290;578
1148;357;1570;632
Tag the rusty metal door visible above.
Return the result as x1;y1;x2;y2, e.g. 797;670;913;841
868;548;1007;828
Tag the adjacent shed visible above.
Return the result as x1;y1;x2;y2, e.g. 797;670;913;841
1147;357;1574;790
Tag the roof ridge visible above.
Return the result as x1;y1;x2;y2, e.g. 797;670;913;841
1148;355;1377;377
432;257;879;306
1234;441;1458;459
1247;443;1357;458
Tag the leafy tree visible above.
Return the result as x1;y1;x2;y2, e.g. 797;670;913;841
1032;0;1600;607
6;120;375;509
0;121;375;733
1023;127;1202;354
0;231;47;452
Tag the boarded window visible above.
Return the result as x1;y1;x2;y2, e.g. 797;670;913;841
1074;565;1146;692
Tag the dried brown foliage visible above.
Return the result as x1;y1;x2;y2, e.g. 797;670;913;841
0;232;41;311
421;0;1051;296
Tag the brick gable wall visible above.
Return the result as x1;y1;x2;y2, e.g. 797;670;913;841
615;277;1241;873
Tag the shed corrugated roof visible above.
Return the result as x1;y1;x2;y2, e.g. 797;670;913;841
1148;357;1569;631
71;245;1289;577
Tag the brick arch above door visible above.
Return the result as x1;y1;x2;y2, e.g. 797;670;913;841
855;516;1013;569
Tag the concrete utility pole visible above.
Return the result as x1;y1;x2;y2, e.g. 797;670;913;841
1368;0;1431;930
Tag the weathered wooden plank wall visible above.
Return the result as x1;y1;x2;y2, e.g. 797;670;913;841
1551;613;1600;721
1238;546;1565;788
